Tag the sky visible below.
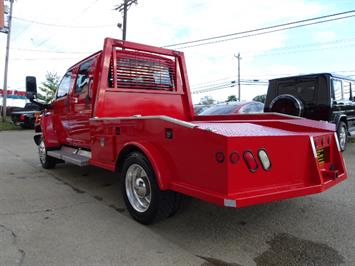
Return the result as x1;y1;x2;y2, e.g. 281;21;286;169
1;0;355;105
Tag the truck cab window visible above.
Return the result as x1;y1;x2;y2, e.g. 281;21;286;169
75;59;93;94
57;72;72;98
115;52;176;91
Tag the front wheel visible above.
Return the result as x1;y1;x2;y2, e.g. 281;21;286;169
337;121;348;152
121;152;181;224
38;136;56;169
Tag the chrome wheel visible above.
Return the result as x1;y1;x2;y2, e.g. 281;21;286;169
38;139;47;164
125;164;151;213
338;125;347;151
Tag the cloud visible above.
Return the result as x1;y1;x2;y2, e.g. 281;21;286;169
312;31;337;43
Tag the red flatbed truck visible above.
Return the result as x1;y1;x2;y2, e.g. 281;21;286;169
26;38;347;224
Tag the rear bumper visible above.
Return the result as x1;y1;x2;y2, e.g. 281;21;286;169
226;172;346;207
171;172;346;208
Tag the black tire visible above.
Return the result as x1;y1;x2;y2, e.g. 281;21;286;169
121;152;181;224
337;121;348;152
38;136;56;169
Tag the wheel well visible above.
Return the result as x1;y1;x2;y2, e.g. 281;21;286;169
338;117;350;136
35;124;42;133
116;143;169;190
116;145;145;174
338;117;348;128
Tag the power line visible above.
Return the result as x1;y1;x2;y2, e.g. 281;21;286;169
191;76;236;87
242;37;355;56
34;0;100;48
191;79;268;94
11;4;51;42
242;42;355;59
12;16;112;28
15;33;353;57
191;69;355;93
174;14;355;49
10;57;79;61
10;47;91;54
164;10;355;49
191;82;267;95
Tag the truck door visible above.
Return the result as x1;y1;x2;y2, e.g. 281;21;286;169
51;71;74;144
68;57;97;148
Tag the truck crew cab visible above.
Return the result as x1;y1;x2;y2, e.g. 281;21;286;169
27;38;347;224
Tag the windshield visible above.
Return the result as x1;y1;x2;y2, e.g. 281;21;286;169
200;104;238;115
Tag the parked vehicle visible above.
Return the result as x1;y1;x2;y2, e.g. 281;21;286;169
26;38;347;224
264;73;355;151
193;104;209;115
199;101;264;115
11;103;40;128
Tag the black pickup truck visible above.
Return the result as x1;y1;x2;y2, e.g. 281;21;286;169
264;73;355;151
11;103;41;129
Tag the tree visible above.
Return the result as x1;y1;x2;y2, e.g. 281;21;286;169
226;95;237;102
37;72;61;103
253;94;266;103
200;95;215;105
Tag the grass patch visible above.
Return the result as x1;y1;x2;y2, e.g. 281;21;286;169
0;117;20;131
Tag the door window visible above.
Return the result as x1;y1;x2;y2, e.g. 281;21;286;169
343;81;351;100
57;72;72;98
333;79;342;101
75;59;94;95
351;82;355;101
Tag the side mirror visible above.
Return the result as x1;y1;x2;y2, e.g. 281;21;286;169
26;76;37;99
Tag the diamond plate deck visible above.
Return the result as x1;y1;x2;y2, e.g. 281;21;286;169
194;122;316;137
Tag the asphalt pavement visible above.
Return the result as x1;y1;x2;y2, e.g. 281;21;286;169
0;130;354;266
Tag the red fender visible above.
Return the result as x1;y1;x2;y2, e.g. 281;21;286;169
119;141;171;190
40;114;60;148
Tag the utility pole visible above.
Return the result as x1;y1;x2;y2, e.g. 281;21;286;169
122;0;127;40
2;0;14;122
234;53;241;101
115;0;137;41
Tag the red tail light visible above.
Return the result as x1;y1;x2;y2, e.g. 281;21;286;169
229;152;240;164
215;152;225;163
19;114;25;121
243;151;258;172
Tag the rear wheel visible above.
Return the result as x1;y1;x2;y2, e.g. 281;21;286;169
121;152;181;224
38;136;56;169
337;121;348;152
270;94;304;117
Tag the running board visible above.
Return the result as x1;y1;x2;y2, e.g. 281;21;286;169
47;146;91;167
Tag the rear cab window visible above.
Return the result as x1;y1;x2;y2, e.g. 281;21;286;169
108;50;176;92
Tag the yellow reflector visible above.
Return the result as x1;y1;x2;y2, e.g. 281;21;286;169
317;148;325;164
